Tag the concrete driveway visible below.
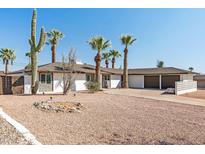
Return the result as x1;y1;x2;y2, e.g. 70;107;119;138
104;88;205;107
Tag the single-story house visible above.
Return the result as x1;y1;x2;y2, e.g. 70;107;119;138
7;62;198;95
13;62;123;94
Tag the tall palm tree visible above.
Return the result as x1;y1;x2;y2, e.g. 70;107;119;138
109;49;121;69
120;35;136;88
102;52;111;68
47;29;64;63
157;60;164;68
0;48;16;74
87;36;111;83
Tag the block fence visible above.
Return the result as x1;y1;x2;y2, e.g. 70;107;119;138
175;80;197;95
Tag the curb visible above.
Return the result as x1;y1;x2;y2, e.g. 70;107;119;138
0;107;41;145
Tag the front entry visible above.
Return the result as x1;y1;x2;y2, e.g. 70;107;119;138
39;73;53;92
102;74;111;88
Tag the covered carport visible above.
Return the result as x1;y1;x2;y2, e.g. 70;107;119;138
161;75;180;89
144;75;159;88
128;67;197;90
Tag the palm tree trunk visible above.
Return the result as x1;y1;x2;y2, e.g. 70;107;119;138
105;59;109;68
5;60;8;75
4;60;8;89
112;57;115;69
123;48;128;88
51;44;56;63
95;52;101;83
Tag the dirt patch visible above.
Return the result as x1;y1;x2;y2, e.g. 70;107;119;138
182;90;205;99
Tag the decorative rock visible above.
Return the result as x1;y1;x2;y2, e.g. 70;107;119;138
33;101;83;113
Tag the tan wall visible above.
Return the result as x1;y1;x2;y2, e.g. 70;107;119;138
0;75;24;95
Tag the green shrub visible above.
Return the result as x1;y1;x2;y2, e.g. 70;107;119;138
85;81;100;93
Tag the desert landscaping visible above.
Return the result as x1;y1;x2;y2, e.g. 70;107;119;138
0;90;205;145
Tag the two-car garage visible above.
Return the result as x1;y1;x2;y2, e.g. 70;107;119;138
144;75;180;89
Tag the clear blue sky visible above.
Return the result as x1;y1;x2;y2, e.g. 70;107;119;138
0;9;205;73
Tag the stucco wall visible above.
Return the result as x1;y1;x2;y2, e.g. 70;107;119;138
180;74;194;81
74;73;87;91
53;73;87;92
111;75;121;88
53;73;64;93
24;74;31;94
128;75;144;88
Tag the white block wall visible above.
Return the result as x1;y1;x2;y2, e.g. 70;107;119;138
128;75;144;88
180;74;194;81
175;80;197;95
111;75;121;88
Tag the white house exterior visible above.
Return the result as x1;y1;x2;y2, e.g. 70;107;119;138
23;62;122;94
11;62;197;95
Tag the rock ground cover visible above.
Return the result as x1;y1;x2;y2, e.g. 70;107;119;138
0;117;30;145
0;91;205;144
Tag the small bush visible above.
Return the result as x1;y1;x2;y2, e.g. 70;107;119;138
85;81;100;93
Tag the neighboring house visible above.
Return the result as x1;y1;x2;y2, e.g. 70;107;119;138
8;63;198;95
194;75;205;89
0;71;24;95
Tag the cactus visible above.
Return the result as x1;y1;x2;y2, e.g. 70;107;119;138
29;9;46;94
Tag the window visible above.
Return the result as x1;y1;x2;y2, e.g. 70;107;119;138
47;74;51;84
86;74;94;82
40;73;52;84
40;74;46;83
104;75;110;80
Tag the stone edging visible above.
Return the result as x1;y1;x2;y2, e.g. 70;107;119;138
0;107;41;145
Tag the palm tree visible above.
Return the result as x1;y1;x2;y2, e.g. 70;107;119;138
102;52;111;68
47;29;64;63
157;60;164;68
189;67;194;72
87;36;111;83
120;35;136;88
0;48;16;74
109;49;121;69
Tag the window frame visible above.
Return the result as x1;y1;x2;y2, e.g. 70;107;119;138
39;73;52;84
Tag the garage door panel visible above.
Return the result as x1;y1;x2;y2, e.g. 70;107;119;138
144;76;159;88
162;75;180;89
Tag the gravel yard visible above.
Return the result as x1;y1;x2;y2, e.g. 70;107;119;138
0;117;29;144
0;91;205;145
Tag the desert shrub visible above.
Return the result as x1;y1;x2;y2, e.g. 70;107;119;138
85;81;100;93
